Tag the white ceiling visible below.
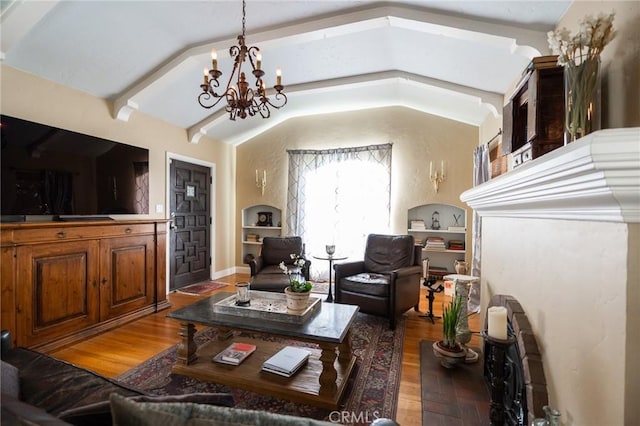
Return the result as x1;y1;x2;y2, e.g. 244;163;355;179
1;1;571;145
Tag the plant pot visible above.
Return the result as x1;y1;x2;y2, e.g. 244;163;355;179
284;287;310;312
432;340;466;369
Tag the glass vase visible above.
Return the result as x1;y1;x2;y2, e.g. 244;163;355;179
564;56;601;144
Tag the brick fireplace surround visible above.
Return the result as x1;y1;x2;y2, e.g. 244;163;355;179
486;294;548;425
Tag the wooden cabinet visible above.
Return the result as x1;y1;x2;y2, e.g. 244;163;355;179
1;220;169;350
99;235;155;321
502;56;565;168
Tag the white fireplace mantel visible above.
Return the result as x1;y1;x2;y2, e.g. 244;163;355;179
461;128;640;223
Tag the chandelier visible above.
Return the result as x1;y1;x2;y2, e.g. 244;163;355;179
198;0;287;120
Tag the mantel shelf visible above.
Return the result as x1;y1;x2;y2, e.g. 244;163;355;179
461;128;640;223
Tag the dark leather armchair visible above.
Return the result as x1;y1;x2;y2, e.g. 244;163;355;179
334;234;422;329
249;236;311;292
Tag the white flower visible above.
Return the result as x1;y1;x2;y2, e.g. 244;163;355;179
547;12;616;67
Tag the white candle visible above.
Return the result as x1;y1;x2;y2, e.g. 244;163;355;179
255;169;258;183
441;160;444;176
429;161;433;177
263;170;266;185
276;68;282;86
256;53;262;70
211;49;218;71
487;306;508;340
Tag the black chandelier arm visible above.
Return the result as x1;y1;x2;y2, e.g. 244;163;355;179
198;89;227;109
263;91;288;110
247;45;260;69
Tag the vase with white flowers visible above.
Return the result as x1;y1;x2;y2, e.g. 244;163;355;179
279;254;312;311
547;12;616;143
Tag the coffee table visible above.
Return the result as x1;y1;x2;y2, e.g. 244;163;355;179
167;291;359;410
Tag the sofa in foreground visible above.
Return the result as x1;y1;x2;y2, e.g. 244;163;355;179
1;331;399;425
0;331;332;426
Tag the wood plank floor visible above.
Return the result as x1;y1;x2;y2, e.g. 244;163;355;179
48;273;482;426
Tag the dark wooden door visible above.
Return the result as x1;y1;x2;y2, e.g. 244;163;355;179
169;159;211;290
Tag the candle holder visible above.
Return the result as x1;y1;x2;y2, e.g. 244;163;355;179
482;331;516;425
235;282;250;306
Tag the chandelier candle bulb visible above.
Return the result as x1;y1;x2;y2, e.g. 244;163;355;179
203;68;209;85
211;50;218;71
256;53;262;70
487;306;508;340
276;68;282;86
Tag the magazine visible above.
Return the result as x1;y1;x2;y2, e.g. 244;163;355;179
212;342;257;365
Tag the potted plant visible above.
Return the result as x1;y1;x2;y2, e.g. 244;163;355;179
432;293;466;368
279;254;312;312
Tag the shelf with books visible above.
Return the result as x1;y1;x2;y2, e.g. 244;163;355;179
408;203;467;274
241;204;282;263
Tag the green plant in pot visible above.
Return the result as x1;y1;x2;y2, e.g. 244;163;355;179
432;293;466;368
280;254;313;312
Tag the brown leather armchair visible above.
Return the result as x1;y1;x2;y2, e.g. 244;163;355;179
334;234;422;329
249;236;311;292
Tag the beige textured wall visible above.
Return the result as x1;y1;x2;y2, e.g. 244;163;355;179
235;106;478;266
0;65;237;278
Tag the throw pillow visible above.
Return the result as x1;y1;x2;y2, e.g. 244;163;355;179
1;360;19;398
110;393;335;426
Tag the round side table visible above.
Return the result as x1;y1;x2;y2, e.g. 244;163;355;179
312;255;347;303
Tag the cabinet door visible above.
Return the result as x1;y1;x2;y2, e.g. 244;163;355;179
501;101;514;156
100;235;155;321
16;240;100;348
527;70;539;142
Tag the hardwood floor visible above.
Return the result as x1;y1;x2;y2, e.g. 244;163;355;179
48;273;482;425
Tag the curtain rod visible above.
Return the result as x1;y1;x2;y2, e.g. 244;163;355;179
485;128;502;146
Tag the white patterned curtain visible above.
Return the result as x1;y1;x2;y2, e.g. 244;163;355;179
287;144;392;280
469;144;490;312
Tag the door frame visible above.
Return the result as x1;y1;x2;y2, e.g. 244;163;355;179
165;152;216;294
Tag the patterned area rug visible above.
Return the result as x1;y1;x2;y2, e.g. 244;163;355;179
176;281;228;295
117;313;405;425
310;281;329;295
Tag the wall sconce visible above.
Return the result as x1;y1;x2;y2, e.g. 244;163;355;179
429;160;445;192
255;169;266;195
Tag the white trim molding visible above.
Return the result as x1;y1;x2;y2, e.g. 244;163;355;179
461;128;640;223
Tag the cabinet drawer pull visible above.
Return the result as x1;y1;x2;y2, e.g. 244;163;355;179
57;231;66;238
125;227;133;234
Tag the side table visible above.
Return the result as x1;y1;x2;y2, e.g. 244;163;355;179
312;255;347;303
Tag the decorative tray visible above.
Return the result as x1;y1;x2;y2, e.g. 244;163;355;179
212;290;321;324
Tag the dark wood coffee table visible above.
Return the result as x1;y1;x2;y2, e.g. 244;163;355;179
167;292;359;409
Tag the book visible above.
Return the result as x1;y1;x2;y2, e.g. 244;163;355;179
262;346;311;377
212;342;257;365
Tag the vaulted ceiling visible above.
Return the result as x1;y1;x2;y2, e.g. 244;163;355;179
1;1;571;145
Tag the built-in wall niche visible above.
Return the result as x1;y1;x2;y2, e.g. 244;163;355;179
241;204;282;263
407;203;467;275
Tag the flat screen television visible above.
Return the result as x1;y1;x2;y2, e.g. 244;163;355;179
1;115;149;220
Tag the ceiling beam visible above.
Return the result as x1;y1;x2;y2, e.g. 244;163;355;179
112;3;545;124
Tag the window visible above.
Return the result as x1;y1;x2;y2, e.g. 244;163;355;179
287;144;392;280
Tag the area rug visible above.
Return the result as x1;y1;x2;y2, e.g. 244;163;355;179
117;313;405;425
419;340;490;425
310;280;329;295
176;281;228;295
